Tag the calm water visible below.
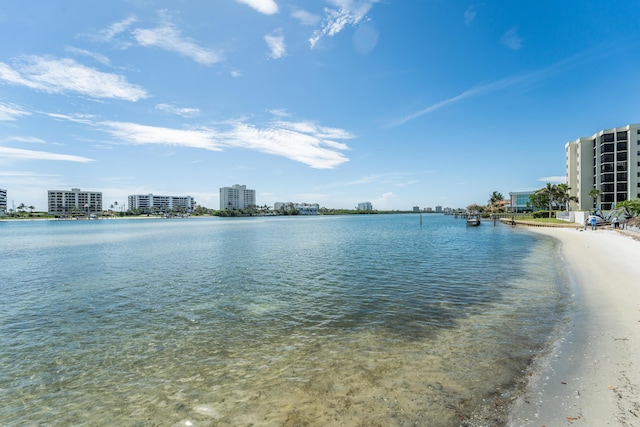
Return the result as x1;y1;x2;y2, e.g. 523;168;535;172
0;214;570;426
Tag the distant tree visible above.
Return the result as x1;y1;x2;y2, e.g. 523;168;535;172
535;183;559;218
466;203;485;213
616;199;640;217
528;192;547;211
555;184;578;212
588;188;603;211
487;191;504;212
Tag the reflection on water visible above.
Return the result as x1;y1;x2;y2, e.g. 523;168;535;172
0;215;569;426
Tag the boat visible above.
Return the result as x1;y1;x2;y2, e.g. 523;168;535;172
466;215;481;226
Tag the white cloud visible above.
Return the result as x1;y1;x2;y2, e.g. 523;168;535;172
264;29;286;59
236;0;278;15
0;56;148;101
292;9;320;26
230;70;242;78
0;146;94;162
464;7;476;25
133;23;221;65
100;121;222;151
1;136;46;144
501;26;523;50
96;117;353;169
224;122;349;169
537;176;565;184
65;46;112;66
0;102;30;121
89;16;137;43
309;0;378;48
156;103;200;117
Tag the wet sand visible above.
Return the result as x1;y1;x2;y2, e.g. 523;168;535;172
509;226;640;425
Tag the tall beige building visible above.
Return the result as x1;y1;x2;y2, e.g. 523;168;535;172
219;184;256;210
566;123;640;211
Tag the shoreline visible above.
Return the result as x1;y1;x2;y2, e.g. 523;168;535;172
508;226;640;425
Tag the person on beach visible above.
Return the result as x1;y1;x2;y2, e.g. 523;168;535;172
584;218;588;231
590;215;598;230
613;216;620;229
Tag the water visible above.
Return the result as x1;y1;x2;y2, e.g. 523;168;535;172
0;214;570;426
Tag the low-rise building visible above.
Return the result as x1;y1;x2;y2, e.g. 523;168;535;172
48;188;102;215
509;191;536;213
128;194;195;213
274;202;319;215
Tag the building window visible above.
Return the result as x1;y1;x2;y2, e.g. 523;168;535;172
616;131;628;141
603;133;614;142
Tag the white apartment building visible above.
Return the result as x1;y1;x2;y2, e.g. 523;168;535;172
128;194;195;213
220;184;256;210
0;188;7;214
274;202;319;215
566;123;640;211
357;202;373;211
48;188;103;215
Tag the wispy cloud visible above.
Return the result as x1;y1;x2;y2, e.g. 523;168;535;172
501;26;523;50
1;136;46;144
156;103;200;117
537;176;565;184
0;55;148;101
65;46;113;66
0;146;94;162
133;22;221;65
99;121;222;151
83;16;137;44
309;0;378;49
94;116;352;169
264;29;286;59
292;9;320;26
464;6;476;25
0;102;30;121
389;53;587;127
236;0;278;15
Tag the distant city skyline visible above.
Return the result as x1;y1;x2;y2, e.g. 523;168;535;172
2;1;639;211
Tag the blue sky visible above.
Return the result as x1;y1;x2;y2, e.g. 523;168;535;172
1;0;639;211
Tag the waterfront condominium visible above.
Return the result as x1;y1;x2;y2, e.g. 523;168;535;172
0;188;7;214
357;201;373;211
565;123;640;211
128;194;195;213
220;184;256;210
48;188;103;215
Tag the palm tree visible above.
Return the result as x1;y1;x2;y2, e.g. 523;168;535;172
535;183;558;218
588;188;603;211
555;184;578;212
488;191;504;212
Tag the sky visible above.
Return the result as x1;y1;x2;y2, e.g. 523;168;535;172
1;0;640;211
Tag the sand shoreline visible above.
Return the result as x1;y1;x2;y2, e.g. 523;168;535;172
508;226;640;426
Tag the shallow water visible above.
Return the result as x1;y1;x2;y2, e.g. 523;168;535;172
0;214;569;426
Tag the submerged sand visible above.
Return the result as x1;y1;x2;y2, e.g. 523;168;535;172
509;226;640;426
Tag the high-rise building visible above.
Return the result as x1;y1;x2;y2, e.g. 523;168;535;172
0;188;7;214
357;202;373;211
128;194;195;213
566;124;640;211
48;188;103;215
220;184;256;210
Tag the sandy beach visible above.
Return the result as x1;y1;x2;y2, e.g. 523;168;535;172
509;225;640;426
